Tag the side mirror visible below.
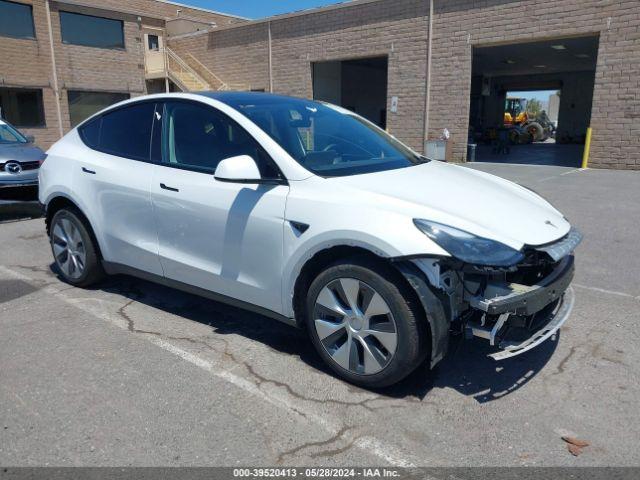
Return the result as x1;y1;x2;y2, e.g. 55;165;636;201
26;135;35;143
214;155;262;183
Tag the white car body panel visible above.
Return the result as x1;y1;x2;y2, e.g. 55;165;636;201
39;92;572;321
150;164;289;313
43;130;163;276
329;161;570;249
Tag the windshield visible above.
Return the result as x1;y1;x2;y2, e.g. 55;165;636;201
0;121;28;144
224;96;426;177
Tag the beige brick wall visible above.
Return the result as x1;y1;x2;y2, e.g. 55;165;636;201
49;3;146;134
170;0;430;152
172;0;640;169
94;0;244;26
1;1;57;147
170;22;270;91
0;0;244;149
3;0;638;168
429;0;640;169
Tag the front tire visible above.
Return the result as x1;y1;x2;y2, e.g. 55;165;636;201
306;257;429;388
50;208;104;287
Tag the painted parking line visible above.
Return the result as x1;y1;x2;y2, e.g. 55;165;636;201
572;283;640;301
0;264;417;467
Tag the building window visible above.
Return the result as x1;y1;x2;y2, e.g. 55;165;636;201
147;34;159;51
0;88;45;128
59;11;125;49
0;0;36;40
67;90;129;127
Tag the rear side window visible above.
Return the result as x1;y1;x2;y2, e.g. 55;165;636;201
78;117;101;148
99;103;156;161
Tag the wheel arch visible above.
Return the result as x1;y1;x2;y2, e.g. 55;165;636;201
45;195;104;261
291;244;450;368
291;244;426;325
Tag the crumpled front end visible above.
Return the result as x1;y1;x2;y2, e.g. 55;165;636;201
400;228;582;364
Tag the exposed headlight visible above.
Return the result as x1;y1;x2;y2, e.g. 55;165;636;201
413;219;524;267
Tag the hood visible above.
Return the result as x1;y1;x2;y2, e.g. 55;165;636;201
329;161;570;249
0;143;46;163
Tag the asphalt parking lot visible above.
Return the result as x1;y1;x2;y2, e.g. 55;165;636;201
1;163;639;467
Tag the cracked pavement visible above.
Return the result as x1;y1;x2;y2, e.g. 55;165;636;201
1;164;639;466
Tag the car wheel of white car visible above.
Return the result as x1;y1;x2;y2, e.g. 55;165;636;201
50;208;104;287
306;257;429;388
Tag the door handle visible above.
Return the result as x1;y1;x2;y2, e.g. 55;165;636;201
160;183;179;192
82;167;96;174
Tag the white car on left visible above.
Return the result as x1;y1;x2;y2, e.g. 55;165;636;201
0;119;46;190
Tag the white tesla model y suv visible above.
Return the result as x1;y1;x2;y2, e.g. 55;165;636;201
39;92;581;387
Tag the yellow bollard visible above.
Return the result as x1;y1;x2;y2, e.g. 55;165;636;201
582;127;592;169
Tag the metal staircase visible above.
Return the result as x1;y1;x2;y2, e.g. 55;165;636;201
166;48;210;91
145;47;249;92
183;53;249;92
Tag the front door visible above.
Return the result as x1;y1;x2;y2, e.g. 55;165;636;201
150;100;289;314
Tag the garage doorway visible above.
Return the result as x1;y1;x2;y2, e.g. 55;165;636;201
312;56;388;129
468;36;599;166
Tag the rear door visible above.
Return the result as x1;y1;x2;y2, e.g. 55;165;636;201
150;99;289;314
73;101;163;275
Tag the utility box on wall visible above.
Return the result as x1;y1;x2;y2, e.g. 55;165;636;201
425;140;452;161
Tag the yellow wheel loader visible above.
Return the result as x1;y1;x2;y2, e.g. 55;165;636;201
504;97;546;143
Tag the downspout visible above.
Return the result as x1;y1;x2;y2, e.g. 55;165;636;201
45;0;64;138
423;0;434;153
268;21;273;93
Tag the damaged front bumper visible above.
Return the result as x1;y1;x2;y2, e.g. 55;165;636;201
480;289;574;360
398;229;582;364
465;255;575;360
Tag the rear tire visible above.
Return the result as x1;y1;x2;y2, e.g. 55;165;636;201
526;122;544;142
305;257;429;388
49;208;104;287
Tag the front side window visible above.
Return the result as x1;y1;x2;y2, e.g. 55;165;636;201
0;0;35;39
60;11;125;49
222;95;425;177
99;103;156;161
0;87;45;128
163;101;281;179
67;90;129;127
0;120;28;144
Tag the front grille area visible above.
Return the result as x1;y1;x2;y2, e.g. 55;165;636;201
0;161;40;171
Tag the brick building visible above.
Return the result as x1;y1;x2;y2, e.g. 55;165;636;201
0;0;244;147
169;0;640;170
2;0;639;169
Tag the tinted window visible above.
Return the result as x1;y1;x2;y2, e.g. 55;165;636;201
67;90;129;127
78;117;101;149
220;94;425;177
60;11;124;49
100;103;155;161
0;121;28;144
147;34;159;51
0;0;35;39
163;101;281;179
0;87;45;127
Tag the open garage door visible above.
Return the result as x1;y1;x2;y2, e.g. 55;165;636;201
468;36;599;167
312;56;388;129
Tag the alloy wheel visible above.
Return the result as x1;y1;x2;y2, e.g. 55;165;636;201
313;278;398;376
52;217;86;280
